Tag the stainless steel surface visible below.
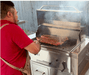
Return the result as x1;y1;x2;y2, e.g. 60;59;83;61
30;47;70;69
36;6;86;41
30;40;87;75
71;41;89;75
30;5;88;75
86;50;89;61
39;5;81;13
36;25;81;40
37;6;82;22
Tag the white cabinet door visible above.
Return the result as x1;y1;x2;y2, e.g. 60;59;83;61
31;61;49;75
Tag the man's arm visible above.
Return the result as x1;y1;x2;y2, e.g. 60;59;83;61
24;40;41;54
11;25;41;54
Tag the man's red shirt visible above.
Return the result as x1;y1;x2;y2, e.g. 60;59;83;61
0;20;33;75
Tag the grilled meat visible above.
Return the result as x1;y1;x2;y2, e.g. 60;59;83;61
36;35;68;46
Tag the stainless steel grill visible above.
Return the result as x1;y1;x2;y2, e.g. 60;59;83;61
29;5;89;75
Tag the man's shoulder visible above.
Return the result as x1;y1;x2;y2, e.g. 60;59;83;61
9;23;18;27
8;23;22;30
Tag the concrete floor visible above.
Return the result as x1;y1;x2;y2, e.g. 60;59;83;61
85;69;89;75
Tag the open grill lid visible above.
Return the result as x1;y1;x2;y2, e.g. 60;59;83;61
36;5;85;45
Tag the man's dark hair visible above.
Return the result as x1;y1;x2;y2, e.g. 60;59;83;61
0;1;15;19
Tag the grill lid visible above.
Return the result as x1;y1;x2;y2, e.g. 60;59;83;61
36;5;82;40
36;5;85;45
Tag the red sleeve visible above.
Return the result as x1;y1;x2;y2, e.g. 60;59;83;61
10;24;33;49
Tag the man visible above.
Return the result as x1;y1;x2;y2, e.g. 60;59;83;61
0;1;41;75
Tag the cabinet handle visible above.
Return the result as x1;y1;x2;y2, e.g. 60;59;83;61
35;69;46;75
37;59;51;65
61;61;67;72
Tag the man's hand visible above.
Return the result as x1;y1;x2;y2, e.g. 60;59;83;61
34;40;41;50
34;40;40;44
24;40;41;54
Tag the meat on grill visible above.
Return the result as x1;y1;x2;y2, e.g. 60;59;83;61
36;35;68;46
